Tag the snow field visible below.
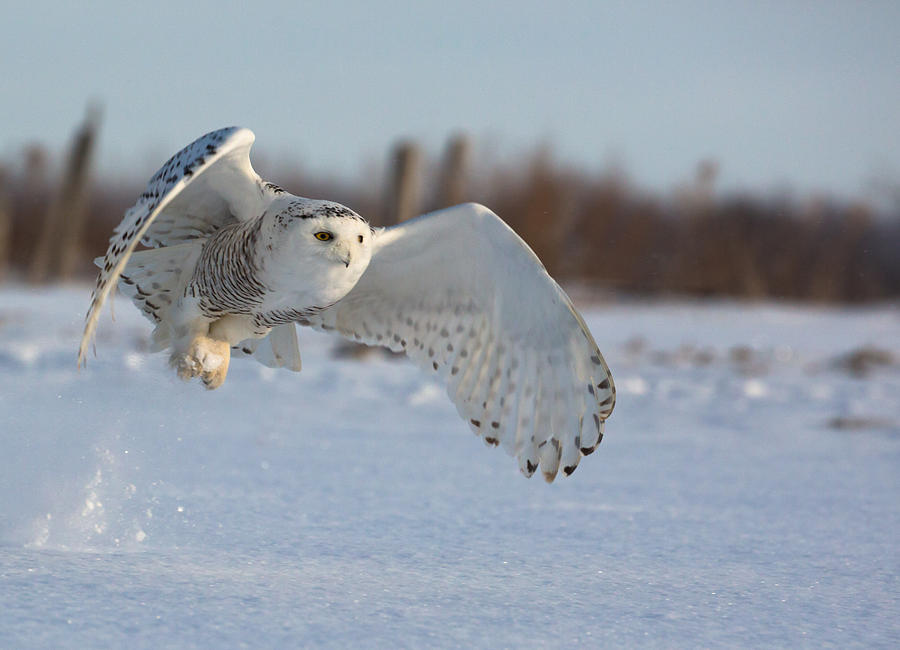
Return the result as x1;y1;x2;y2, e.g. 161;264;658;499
0;287;898;647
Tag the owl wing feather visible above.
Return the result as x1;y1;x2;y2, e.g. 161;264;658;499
78;126;279;366
306;203;615;481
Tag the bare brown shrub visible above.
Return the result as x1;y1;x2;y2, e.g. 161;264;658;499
3;138;898;303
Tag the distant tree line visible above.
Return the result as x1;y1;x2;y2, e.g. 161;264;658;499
1;116;897;302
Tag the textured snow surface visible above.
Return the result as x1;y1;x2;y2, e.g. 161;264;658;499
1;287;898;648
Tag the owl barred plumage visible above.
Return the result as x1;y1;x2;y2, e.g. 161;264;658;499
80;127;615;481
190;217;268;318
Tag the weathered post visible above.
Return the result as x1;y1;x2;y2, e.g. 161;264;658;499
29;105;101;283
58;105;101;280
0;166;10;283
385;140;422;224
436;133;470;208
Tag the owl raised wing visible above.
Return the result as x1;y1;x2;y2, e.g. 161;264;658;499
78;127;282;366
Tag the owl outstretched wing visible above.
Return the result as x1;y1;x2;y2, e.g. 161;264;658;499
306;203;615;481
79;127;281;366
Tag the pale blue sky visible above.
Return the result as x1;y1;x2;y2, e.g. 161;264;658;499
2;1;899;201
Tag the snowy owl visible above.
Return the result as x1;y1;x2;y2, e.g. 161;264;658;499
79;127;615;481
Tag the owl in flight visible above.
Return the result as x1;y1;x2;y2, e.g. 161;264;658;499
79;127;615;481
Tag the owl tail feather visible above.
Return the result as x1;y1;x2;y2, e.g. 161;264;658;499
231;324;302;372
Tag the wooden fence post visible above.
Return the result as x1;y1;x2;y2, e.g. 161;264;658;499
0;167;10;283
436;133;470;208
385;140;422;224
58;105;101;280
29;105;101;283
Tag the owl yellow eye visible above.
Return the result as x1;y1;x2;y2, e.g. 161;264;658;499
314;232;333;241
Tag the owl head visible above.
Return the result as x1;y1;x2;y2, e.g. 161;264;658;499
264;198;375;301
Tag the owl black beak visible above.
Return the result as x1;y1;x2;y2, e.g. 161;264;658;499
335;243;351;268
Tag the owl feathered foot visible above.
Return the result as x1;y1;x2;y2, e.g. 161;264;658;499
171;335;231;390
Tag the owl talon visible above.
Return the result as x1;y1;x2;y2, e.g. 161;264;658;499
193;336;231;389
173;353;201;380
200;364;229;390
171;336;231;388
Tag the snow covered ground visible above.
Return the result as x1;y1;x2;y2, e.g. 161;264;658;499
1;285;898;648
